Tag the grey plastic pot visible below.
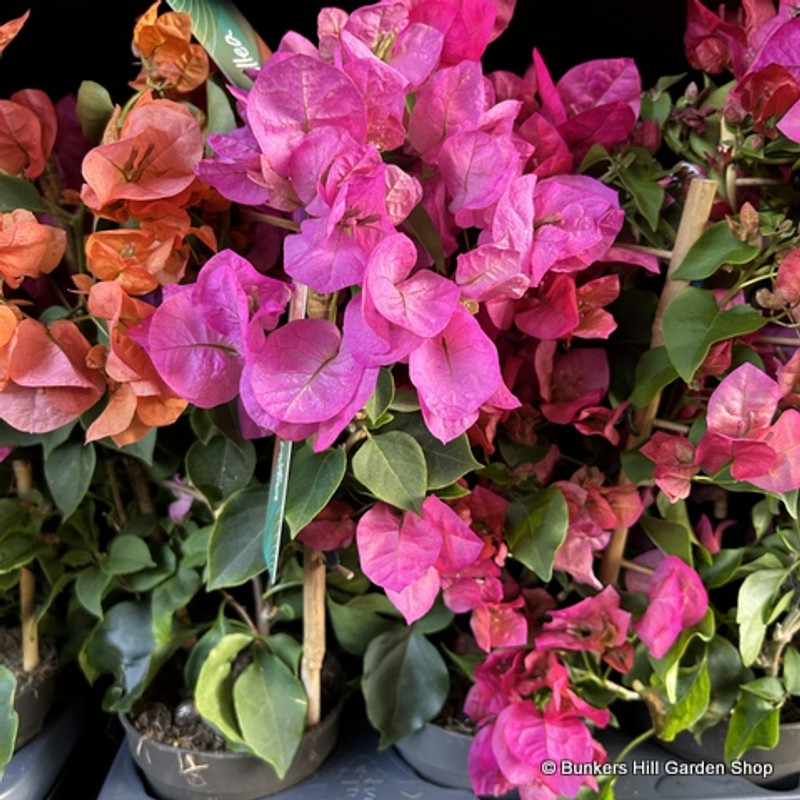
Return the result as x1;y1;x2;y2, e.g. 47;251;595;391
118;700;343;800
13;666;56;751
394;722;474;792
656;719;800;789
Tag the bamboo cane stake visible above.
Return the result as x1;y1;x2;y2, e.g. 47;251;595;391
12;459;38;673
300;288;332;728
302;546;326;727
599;178;717;586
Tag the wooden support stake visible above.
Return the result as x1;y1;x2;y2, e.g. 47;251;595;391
301;546;326;727
599;178;718;586
13;459;39;673
300;286;333;728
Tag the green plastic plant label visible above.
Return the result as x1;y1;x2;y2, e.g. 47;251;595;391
165;0;270;88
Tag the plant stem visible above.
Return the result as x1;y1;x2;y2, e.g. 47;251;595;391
766;607;800;678
578;670;642;702
125;458;156;514
334;563;355;580
614;243;674;261
13;459;39;673
243;210;302;233
106;459;128;527
159;479;212;510
735;177;785;187
219;590;260;637
252;576;269;637
615;727;655;765
652;418;691;434
755;335;800;347
620;558;654;576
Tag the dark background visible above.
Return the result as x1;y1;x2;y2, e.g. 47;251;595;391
0;1;690;102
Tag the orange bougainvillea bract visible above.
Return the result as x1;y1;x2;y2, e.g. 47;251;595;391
0;209;67;288
0;89;57;179
132;1;209;93
0;10;30;54
81;96;204;212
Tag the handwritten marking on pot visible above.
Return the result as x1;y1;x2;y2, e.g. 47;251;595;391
336;755;387;800
179;752;209;788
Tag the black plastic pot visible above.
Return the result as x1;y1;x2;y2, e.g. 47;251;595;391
118;701;343;800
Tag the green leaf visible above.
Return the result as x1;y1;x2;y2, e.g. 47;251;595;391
648;609;715;703
36;572;75;627
284;443;346;538
698;635;753;735
639;515;694;564
266;633;303;674
362;628;449;748
578;142;613;172
187;435;256;503
75;565;113;618
0;666;17;778
83;601;156;712
659;657;711;741
441;644;483;683
412;598;455;635
44;441;96;519
784;647;800;695
234;648;307;779
629;347;679;408
404;202;445;273
737;569;787;665
206;75;237;136
641;90;672;126
181;525;212;569
672;221;760;280
389;414;481;491
741;676;785;703
365;368;395;426
618;160;665;232
699;548;743;589
327;594;402;656
40;423;76;458
208;402;248;445
103;534;157;576
76;80;114;143
99;429;157;465
0;530;44;574
195;632;252;745
619;449;654;485
505;488;569;581
0;175;45;213
662;288;766;382
208;486;268;589
183;609;238;692
352;431;427;512
190;408;217;445
123;542;174;592
724;681;781;762
151;567;201;646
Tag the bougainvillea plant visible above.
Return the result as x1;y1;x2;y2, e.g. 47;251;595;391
3;0;800;796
